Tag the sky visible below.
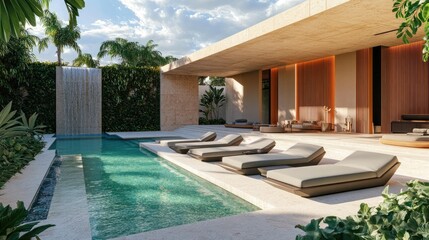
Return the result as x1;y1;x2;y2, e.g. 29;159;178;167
30;0;305;65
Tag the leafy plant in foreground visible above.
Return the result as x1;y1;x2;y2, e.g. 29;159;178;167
0;201;54;239
19;112;46;139
0;102;25;139
393;0;429;61
296;180;429;239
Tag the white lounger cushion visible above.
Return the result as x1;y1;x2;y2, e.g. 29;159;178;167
266;150;398;188
335;151;398;177
267;165;376;188
158;131;216;146
222;143;324;169
188;138;275;159
224;154;308;169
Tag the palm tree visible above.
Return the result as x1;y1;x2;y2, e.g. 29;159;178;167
38;11;81;66
72;53;99;68
97;38;141;66
98;38;176;67
0;0;85;42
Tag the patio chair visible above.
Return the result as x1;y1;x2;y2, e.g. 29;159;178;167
157;131;217;147
170;134;244;154
187;138;276;162
219;143;325;175
265;151;400;197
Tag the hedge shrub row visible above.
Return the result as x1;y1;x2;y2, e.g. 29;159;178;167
0;63;160;133
101;66;160;132
0;63;56;133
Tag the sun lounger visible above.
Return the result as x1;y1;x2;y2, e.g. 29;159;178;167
219;143;325;175
187;138;276;162
170;134;244;154
156;131;217;147
265;151;400;197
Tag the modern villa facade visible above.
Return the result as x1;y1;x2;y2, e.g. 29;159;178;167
160;0;428;133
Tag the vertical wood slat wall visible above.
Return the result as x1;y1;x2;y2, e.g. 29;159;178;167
270;68;279;124
356;48;373;133
381;41;429;133
296;57;335;122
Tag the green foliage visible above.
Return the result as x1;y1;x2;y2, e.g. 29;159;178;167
18;112;46;139
0;0;85;42
0;201;54;239
198;76;225;86
72;53;99;68
0;62;56;133
393;0;429;61
98;38;176;67
39;10;81;66
199;85;226;123
1;63;161;133
0;102;23;139
198;117;226;125
0;102;45;187
101;65;160;132
0;135;44;187
296;180;429;239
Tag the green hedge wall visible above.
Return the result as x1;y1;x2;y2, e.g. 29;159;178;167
101;66;160;132
0;62;57;133
0;63;160;133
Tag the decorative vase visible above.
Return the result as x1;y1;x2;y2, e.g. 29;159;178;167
321;122;330;132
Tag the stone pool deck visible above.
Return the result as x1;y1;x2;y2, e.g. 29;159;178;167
1;126;428;240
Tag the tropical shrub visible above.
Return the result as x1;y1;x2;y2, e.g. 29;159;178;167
0;201;54;239
296;180;429;239
0;102;45;187
0;136;44;187
199;85;226;124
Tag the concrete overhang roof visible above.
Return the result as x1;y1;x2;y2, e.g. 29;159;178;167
161;0;424;77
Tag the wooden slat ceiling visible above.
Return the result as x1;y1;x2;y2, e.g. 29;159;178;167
161;0;424;77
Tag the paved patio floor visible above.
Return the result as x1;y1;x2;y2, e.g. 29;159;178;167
2;125;427;240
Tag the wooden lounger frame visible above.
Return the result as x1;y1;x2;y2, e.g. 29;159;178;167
264;162;401;197
380;138;429;148
218;152;325;175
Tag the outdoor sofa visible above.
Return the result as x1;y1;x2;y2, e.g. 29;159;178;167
187;138;276;162
264;151;400;197
219;143;325;175
380;128;429;148
170;134;244;154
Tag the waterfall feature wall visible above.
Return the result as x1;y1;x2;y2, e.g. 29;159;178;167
56;67;102;135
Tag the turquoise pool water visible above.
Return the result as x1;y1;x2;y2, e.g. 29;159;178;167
51;135;259;240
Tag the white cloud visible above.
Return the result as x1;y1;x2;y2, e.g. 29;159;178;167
32;0;305;64
266;0;304;16
81;20;139;39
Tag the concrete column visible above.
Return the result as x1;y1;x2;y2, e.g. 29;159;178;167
225;70;260;124
160;73;199;131
335;52;357;132
278;65;296;124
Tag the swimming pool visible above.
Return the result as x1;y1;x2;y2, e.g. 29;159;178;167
51;135;258;240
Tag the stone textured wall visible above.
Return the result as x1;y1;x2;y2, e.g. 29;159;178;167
160;74;199;131
225;70;261;124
